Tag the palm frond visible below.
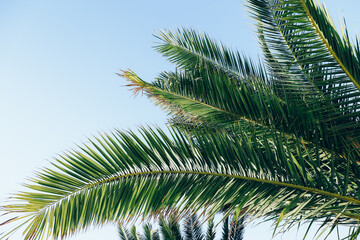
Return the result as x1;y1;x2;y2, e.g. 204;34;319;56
131;226;140;240
221;216;229;240
119;224;132;240
229;217;245;240
1;127;360;239
247;0;360;152
120;212;243;240
143;224;160;240
154;28;267;82
183;213;203;240
205;218;216;240
159;214;182;240
121;68;360;181
220;214;245;240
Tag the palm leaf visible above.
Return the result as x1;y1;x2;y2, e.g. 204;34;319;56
121;67;360;182
247;0;360;152
154;28;267;83
2;127;360;239
123;25;360;159
143;224;160;240
221;216;229;240
159;214;182;240
183;213;203;240
205;218;216;240
119;224;132;240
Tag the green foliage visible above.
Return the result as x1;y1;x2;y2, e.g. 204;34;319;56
2;0;360;239
118;213;244;240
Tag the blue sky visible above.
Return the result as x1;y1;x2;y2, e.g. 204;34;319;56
0;1;359;239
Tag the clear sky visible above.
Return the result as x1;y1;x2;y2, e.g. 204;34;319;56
0;1;359;239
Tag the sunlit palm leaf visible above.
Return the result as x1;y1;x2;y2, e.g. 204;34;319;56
2;127;360;239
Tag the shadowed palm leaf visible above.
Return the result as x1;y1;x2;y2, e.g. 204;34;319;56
118;213;244;240
2;0;360;239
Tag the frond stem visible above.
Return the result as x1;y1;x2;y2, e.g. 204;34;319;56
37;170;360;220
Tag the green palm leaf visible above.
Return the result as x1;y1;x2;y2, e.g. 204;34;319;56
2;127;360;239
124;26;360;159
183;213;203;240
119;224;132;240
121;64;359;184
154;28;267;83
248;0;360;152
205;217;216;240
119;212;244;240
143;224;160;240
159;215;182;240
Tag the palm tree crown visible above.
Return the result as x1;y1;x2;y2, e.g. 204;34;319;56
2;0;360;239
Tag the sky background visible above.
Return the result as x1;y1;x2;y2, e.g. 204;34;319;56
0;0;359;239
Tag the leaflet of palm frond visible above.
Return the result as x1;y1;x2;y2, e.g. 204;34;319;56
221;215;245;240
119;224;135;240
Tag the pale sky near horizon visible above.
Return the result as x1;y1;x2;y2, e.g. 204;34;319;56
0;1;359;239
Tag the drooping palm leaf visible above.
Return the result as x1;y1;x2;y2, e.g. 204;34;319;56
1;127;360;239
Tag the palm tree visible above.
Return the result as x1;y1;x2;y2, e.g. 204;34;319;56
2;0;360;239
118;213;244;240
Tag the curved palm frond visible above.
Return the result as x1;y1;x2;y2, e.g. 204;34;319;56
1;127;360;239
